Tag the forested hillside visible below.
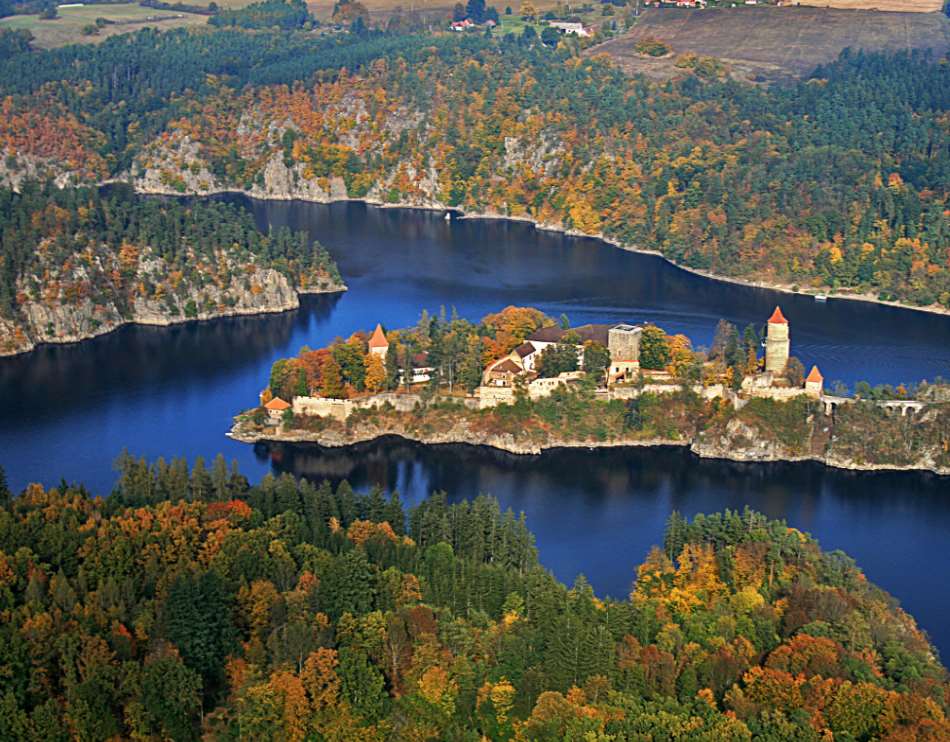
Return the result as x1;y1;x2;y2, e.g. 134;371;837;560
1;29;948;308
0;458;946;739
0;183;342;355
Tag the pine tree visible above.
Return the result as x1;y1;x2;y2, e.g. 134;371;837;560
0;465;10;509
664;511;688;561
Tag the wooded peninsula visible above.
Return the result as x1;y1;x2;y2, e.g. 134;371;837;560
0;457;947;740
0;183;344;355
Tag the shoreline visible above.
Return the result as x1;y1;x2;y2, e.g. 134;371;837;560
134;181;950;320
0;284;346;359
7;179;947;360
230;425;950;477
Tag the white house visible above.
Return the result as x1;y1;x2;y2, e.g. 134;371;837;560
548;21;591;37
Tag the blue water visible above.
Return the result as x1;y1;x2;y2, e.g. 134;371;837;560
1;199;949;655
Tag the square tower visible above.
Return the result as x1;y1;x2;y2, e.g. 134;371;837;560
608;324;642;362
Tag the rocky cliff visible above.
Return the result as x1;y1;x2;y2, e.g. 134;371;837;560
692;399;950;475
230;394;950;475
0;249;344;356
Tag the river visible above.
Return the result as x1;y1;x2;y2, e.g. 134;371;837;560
1;198;949;654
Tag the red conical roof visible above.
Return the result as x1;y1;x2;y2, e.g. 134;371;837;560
767;306;788;325
265;397;291;411
806;365;823;383
368;323;388;348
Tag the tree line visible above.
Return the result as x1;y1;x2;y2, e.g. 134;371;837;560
0;457;946;739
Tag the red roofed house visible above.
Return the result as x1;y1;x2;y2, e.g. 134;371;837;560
264;396;291;421
368;323;389;358
765;306;790;374
805;365;824;397
484;357;525;387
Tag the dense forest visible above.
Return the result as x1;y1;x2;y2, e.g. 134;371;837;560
0;458;946;739
0;182;342;354
0;29;947;307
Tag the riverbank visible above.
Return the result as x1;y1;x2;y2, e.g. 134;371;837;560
228;391;950;477
131;180;950;321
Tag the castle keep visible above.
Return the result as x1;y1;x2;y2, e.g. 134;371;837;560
765;306;790;374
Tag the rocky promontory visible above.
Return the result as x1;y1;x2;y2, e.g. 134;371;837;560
0;184;346;357
229;390;950;476
0;258;344;356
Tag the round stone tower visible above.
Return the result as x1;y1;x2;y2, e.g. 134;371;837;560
765;306;789;375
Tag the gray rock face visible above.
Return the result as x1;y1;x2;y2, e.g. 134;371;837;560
0;255;338;357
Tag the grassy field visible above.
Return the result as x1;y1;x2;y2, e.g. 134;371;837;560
588;6;950;83
306;0;564;23
0;3;207;48
795;0;943;11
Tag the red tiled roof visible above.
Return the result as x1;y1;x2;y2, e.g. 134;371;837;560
368;323;388;348
806;365;823;383
265;397;291;411
767;306;788;325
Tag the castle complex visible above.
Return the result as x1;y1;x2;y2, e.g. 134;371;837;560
270;306;836;421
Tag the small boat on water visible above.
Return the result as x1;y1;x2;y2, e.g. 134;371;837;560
444;212;451;221
815;294;828;302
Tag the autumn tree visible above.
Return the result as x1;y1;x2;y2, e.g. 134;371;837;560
639;325;671;371
536;343;578;378
320;355;346;399
364;353;386;393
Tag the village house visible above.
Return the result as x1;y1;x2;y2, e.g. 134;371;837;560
547;20;591;37
406;351;435;384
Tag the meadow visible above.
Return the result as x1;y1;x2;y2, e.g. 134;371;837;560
588;5;950;83
795;0;943;11
0;2;207;47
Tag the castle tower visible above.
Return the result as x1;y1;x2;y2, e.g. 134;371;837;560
368;323;389;358
805;365;824;397
607;324;642;363
765;306;789;374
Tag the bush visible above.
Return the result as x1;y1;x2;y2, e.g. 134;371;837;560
635;37;670;57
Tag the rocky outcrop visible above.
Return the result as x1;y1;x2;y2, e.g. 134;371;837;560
230;411;683;457
0;154;78;191
230;399;950;476
691;409;950;475
0;255;344;357
132;142;447;208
